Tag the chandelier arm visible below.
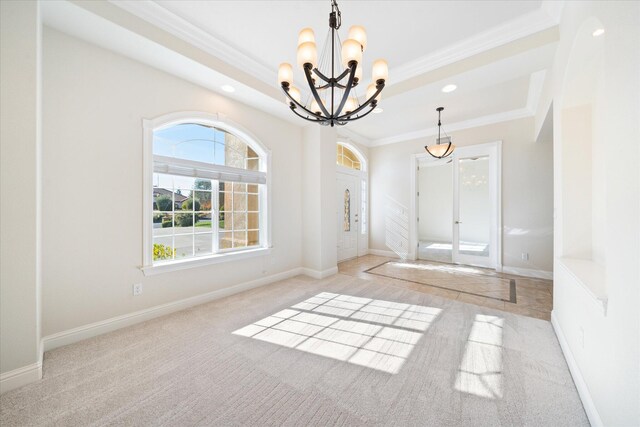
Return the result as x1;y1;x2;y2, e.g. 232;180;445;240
312;68;332;84
289;105;329;123
303;66;332;117
340;102;377;122
282;85;327;120
334;62;358;117
335;83;384;120
334;67;353;83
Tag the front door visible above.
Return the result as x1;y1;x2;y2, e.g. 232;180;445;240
337;173;359;261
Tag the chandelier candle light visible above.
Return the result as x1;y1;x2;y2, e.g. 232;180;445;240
425;107;456;159
278;0;388;126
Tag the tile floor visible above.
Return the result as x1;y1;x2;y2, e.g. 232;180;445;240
338;255;553;320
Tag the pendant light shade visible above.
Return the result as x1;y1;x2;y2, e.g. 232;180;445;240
372;59;389;83
297;41;318;68
425;107;456;159
348;25;367;51
278;63;293;86
341;39;362;67
298;28;316;46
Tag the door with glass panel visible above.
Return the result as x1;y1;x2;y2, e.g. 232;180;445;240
452;144;499;269
337;173;359;261
417;143;499;269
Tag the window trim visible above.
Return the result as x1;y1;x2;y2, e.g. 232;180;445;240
141;111;272;275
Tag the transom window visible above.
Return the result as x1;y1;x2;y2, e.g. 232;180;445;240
337;144;362;170
145;118;268;269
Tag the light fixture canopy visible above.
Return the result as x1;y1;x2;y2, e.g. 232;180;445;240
425;107;455;159
278;0;387;127
221;85;235;93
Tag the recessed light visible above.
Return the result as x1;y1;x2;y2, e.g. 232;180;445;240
221;85;235;93
442;84;457;93
592;28;605;37
373;107;383;114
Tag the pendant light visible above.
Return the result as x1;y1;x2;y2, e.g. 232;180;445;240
425;107;455;159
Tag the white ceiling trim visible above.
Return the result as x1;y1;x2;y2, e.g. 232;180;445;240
109;0;277;86
526;70;547;114
369;108;533;147
391;9;557;85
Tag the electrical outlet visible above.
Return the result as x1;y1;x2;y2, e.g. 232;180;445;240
521;252;529;261
133;283;143;296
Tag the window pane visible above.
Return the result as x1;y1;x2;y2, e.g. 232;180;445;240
233;192;247;211
248;194;259;211
219;212;231;230
153;212;173;237
219;191;231;212
153;123;216;164
175;212;194;234
234;231;247;248
195;233;213;256
153;237;175;262
248;230;259;246
233;212;247;230
193;190;212;211
248;212;259;229
246;158;259;171
219;231;233;249
195;212;212;231
233;182;246;192
247;184;259;194
153;187;175;212
174;234;194;259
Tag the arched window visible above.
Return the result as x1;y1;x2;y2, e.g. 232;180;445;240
143;113;270;272
336;144;362;170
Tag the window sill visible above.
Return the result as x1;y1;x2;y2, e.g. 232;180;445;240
141;247;272;276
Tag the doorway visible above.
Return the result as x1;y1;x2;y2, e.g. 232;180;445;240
411;142;501;269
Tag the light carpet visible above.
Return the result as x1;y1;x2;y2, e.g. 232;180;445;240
0;273;588;426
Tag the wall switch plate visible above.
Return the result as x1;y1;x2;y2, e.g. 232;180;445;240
133;283;143;296
521;252;529;261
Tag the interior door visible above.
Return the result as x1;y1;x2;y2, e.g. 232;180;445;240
452;144;499;268
337;173;359;261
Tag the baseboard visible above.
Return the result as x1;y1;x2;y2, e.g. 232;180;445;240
501;266;553;280
300;266;338;279
368;249;401;258
0;361;42;394
551;311;603;427
42;267;303;352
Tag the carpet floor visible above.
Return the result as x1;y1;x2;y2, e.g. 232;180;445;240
0;273;588;426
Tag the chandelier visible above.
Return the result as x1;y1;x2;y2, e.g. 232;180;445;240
277;0;388;127
425;107;456;158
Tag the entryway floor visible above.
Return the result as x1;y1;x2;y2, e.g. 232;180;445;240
339;255;552;320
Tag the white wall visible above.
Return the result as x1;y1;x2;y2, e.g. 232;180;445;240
547;2;640;425
0;0;42;390
370;117;554;272
40;28;303;337
417;162;453;243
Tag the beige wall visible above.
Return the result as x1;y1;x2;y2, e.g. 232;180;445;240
0;0;42;384
546;2;640;425
369;117;554;272
41;28;303;337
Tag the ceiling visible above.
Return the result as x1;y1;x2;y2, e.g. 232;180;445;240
44;0;561;146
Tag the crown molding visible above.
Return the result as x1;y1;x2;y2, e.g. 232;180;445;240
337;127;373;147
109;0;277;86
370;108;533;147
526;69;547;114
390;9;557;85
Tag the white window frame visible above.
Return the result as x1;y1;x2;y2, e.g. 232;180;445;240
141;111;272;276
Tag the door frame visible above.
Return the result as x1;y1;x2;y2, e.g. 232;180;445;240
408;141;502;270
336;141;369;259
